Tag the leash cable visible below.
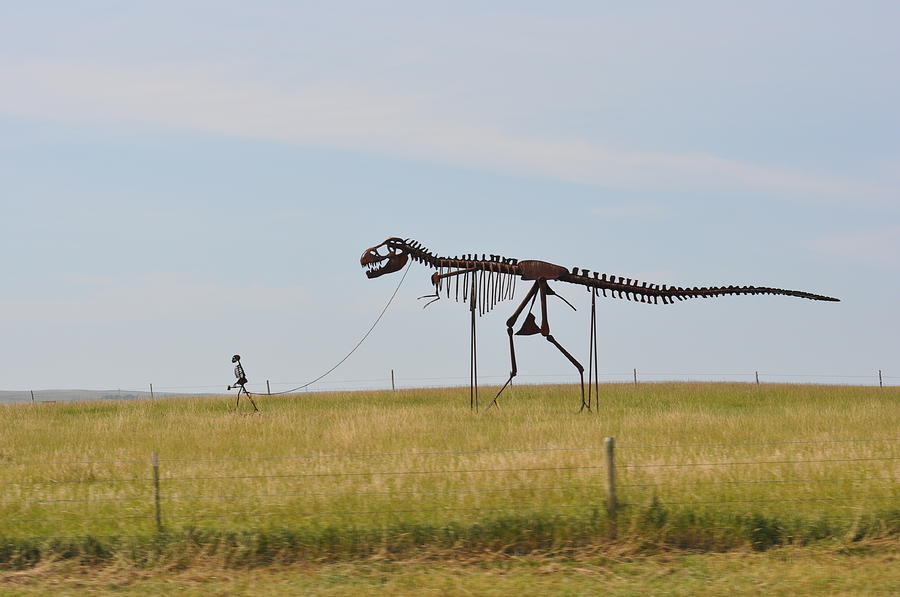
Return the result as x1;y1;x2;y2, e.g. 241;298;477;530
265;262;412;395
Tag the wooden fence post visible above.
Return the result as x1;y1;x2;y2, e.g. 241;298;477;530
152;452;162;533
391;369;396;391
267;380;271;395
149;383;154;400
31;390;35;404
755;371;760;386
878;370;883;388
633;368;637;387
604;436;617;538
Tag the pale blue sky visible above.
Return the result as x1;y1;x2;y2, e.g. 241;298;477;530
2;2;898;393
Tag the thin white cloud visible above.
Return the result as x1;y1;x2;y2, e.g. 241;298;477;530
0;59;888;201
589;202;665;219
806;227;900;269
1;273;310;324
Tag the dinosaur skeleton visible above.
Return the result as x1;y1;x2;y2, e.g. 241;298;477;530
360;237;839;411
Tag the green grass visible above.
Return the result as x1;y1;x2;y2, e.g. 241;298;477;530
0;383;897;569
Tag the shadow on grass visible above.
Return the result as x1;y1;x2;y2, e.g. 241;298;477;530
1;505;897;570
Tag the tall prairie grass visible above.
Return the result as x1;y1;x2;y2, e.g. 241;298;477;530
0;383;896;567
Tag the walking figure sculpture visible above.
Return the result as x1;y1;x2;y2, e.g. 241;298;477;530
360;237;839;412
227;354;259;412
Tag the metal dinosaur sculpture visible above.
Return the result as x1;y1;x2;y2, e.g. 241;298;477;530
360;237;839;411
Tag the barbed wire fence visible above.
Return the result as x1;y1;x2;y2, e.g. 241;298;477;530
1;437;896;540
3;369;896;403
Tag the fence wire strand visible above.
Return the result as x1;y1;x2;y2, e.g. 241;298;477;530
2;437;896;536
619;456;899;469
618;476;896;489
7;370;896;404
0;484;603;506
7;496;896;526
5;476;897;507
3;437;896;467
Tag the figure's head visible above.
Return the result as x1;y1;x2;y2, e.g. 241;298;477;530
232;354;241;363
360;237;409;279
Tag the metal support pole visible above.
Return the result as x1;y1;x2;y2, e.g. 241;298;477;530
470;307;478;411
755;371;760;386
31;390;35;404
633;368;637;387
587;289;599;411
149;383;154;400
152;452;162;533
878;369;883;388
391;369;396;391
469;272;478;412
604;437;617;538
267;380;271;395
593;295;599;412
473;314;478;412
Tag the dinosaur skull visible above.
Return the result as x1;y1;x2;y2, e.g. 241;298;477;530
360;237;409;279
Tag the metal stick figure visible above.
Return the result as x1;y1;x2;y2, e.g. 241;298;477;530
227;354;259;412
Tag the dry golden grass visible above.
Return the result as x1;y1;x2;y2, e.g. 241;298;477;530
0;382;896;559
1;541;897;596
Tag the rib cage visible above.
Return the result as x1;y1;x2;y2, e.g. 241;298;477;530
396;238;839;310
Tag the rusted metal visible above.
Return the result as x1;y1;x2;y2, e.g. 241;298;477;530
587;288;599;411
360;237;840;411
518;260;569;281
227;354;259;412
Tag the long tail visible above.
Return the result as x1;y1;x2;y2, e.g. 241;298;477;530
559;271;839;304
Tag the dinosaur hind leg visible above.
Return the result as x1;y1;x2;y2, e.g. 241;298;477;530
488;280;541;411
545;334;587;412
539;281;587;412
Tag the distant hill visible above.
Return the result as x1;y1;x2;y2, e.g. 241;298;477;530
0;389;158;403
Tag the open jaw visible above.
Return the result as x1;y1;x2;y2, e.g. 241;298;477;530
360;240;409;279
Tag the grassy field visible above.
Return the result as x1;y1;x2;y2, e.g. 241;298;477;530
0;382;897;572
2;542;897;596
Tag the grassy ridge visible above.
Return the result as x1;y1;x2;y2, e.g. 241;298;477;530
0;383;897;568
